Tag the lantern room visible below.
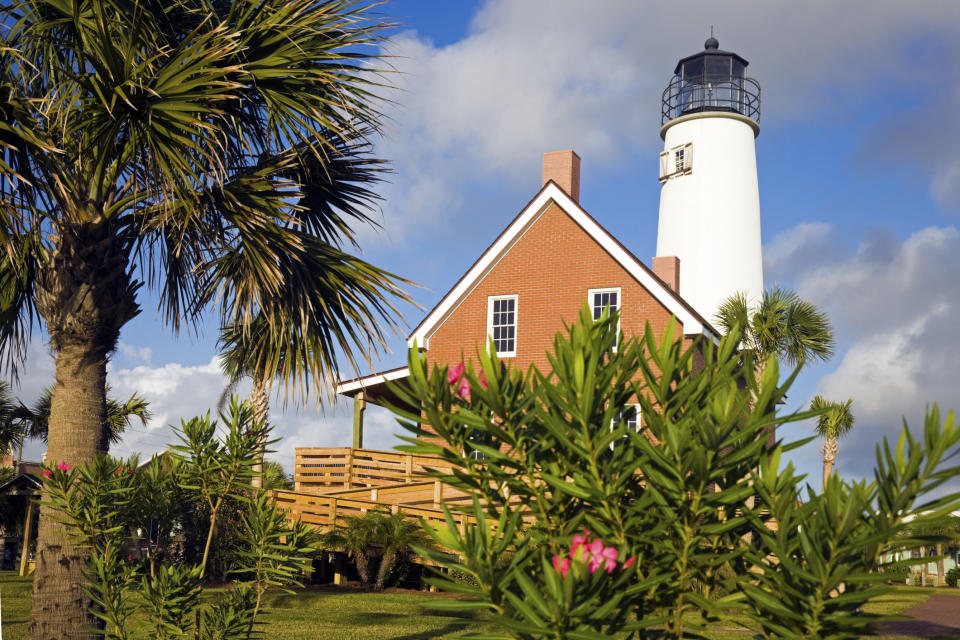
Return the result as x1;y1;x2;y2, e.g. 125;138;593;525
661;37;760;125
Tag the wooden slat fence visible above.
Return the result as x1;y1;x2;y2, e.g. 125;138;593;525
317;479;472;510
294;447;453;493
271;489;473;533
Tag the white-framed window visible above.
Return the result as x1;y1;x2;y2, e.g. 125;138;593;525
613;405;640;431
589;287;620;351
610;404;641;449
487;295;517;357
658;142;693;182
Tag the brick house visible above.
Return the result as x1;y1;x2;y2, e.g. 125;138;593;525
336;150;719;445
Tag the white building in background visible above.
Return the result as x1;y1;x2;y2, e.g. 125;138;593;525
656;37;764;324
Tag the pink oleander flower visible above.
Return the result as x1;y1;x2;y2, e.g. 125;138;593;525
448;362;465;385
570;530;589;560
457;376;471;401
552;555;571;578
42;469;52;479
117;466;125;474
56;461;71;472
479;371;488;390
560;529;634;577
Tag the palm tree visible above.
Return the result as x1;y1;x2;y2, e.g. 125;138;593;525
715;287;835;448
261;459;293;491
810;396;854;491
373;511;432;591
0;382;21;460
216;319;277;489
322;512;382;588
0;2;410;635
714;287;835;369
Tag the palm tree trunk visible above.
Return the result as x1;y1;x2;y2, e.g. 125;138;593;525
920;546;928;587
936;542;944;587
29;225;140;639
822;436;838;492
354;551;372;586
376;550;396;591
250;377;269;489
753;358;777;450
29;340;111;639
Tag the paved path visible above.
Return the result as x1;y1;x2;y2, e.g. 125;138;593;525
877;594;960;637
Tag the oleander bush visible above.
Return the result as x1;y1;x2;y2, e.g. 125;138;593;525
392;308;960;640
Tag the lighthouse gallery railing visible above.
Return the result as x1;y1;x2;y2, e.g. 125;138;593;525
661;75;761;125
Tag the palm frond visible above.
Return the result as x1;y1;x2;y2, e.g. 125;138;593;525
811;395;855;440
715;287;835;367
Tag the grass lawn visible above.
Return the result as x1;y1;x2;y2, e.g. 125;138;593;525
2;571;958;639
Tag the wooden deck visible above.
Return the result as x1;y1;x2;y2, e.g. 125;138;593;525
276;447;474;533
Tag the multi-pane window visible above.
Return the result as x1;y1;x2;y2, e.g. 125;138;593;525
613;405;640;431
658;142;693;183
589;288;620;350
488;295;517;356
610;405;641;450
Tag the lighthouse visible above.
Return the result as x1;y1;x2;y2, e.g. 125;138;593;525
655;37;764;324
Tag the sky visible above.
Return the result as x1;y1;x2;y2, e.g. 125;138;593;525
15;1;960;493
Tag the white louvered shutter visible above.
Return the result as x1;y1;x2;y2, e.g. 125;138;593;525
659;151;669;181
683;142;693;172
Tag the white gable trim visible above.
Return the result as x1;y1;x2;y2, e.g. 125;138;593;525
408;183;715;349
336;366;410;395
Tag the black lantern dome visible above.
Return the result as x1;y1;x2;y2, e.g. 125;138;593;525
661;38;760;125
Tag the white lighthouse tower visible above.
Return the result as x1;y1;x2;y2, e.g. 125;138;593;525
656;37;763;324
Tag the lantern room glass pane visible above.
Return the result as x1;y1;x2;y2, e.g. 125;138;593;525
682;58;703;80
705;56;731;79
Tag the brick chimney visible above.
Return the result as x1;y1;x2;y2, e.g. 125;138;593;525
652;256;680;293
542;150;581;203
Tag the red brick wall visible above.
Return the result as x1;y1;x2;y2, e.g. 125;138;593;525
424;202;687;374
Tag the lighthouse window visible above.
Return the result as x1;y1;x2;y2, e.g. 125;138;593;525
487;295;517;357
674;148;685;173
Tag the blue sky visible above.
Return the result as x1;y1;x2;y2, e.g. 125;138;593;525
17;1;960;490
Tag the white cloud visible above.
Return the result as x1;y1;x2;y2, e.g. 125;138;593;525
777;224;960;480
103;359;408;473
117;342;152;365
368;0;960;247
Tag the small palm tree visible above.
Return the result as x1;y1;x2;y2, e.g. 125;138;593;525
321;511;382;587
716;287;835;448
374;511;432;591
715;287;835;369
810;395;854;491
261;460;293;491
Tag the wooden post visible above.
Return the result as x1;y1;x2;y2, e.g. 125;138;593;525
334;553;346;586
404;454;413;483
329;498;339;527
433;480;442;510
344;449;354;490
19;498;34;577
352;392;366;449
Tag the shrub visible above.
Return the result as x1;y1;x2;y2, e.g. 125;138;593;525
42;398;316;639
946;567;960;588
392;308;960;640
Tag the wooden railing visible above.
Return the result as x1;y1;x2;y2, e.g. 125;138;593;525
271;489;473;532
294;447;453;493
319;479;471;510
